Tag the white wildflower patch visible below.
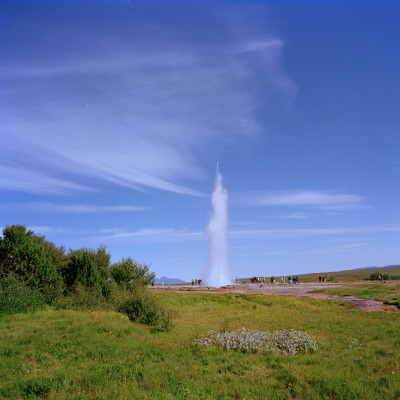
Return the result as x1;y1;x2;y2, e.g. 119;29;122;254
193;327;318;356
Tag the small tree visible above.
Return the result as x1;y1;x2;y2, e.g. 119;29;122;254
63;248;111;296
32;233;67;274
118;282;174;331
110;257;155;288
0;225;62;302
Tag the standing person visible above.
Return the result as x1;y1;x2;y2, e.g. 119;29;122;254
319;276;322;283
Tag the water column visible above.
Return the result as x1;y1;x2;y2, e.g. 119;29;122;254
202;163;232;287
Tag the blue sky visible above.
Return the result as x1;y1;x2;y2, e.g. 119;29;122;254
1;0;399;281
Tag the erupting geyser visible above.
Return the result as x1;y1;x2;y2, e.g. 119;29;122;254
202;163;232;287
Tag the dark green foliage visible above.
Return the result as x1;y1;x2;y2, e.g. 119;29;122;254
31;234;67;274
110;257;155;288
369;272;400;280
0;274;45;314
0;225;62;303
62;247;111;296
55;282;110;311
118;284;174;331
0;225;173;329
20;378;56;398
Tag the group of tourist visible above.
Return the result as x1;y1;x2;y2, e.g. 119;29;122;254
319;276;327;283
249;276;300;284
191;279;202;286
250;276;264;283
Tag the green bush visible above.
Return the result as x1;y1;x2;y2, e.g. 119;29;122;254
0;274;45;314
0;225;63;302
55;282;110;311
62;248;110;296
118;285;174;331
108;281;132;309
20;378;54;398
369;272;400;280
110;257;155;288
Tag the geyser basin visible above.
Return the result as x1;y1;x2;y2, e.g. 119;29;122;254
202;163;232;287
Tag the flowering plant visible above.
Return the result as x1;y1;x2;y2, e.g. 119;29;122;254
193;327;318;356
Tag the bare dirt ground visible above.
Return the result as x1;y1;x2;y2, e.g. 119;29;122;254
149;281;400;313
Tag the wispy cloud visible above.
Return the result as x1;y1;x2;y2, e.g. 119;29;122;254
230;225;400;239
82;224;400;244
0;166;93;196
9;202;147;213
88;228;204;243
297;243;368;255
271;212;311;219
236;190;366;210
1;4;295;197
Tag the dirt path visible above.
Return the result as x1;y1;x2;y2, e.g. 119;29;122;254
149;281;400;313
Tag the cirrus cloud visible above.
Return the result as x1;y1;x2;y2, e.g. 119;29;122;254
1;3;296;197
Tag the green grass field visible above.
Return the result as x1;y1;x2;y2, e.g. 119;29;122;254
1;292;400;399
308;283;400;308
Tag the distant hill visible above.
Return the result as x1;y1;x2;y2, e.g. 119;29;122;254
297;265;400;282
154;276;187;285
240;265;400;283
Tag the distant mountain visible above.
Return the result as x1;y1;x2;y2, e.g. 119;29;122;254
295;265;400;281
340;266;378;271
154;276;187;285
336;265;400;272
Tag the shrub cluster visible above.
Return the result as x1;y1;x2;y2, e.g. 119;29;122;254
369;272;400;281
118;284;174;331
193;327;318;355
55;282;111;312
0;225;173;330
0;274;45;314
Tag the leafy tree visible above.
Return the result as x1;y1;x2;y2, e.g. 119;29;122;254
92;245;110;281
110;257;155;288
63;247;111;296
0;225;62;302
32;234;67;274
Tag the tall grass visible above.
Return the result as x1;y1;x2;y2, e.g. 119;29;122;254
0;274;45;314
0;292;399;399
